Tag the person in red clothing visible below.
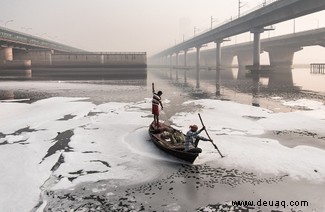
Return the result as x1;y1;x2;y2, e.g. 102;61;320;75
152;90;163;127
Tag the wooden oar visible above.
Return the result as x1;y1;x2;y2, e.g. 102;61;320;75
198;113;224;158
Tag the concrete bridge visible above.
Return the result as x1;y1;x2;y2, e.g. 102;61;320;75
0;26;82;53
0;26;147;71
149;0;325;92
181;27;325;73
150;27;325;95
0;26;81;69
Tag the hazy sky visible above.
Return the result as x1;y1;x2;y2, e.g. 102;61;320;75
1;0;325;60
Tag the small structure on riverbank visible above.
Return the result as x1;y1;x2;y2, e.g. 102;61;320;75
310;63;325;74
26;51;147;68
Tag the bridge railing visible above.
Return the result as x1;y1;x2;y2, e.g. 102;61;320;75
238;0;279;19
55;52;146;55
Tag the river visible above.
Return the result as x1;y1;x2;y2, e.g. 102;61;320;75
0;67;325;212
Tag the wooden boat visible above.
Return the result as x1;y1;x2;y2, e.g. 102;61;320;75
148;121;202;163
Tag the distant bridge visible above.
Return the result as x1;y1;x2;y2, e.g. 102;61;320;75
198;27;325;68
149;0;325;92
0;26;82;52
0;26;147;71
150;27;325;88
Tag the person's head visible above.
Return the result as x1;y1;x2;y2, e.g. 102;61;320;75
157;91;163;96
190;124;198;132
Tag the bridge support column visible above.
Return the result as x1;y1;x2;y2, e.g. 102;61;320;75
0;47;13;62
220;52;234;68
268;66;294;90
250;28;264;70
0;48;31;71
195;45;201;89
237;51;253;68
175;51;179;81
215;40;222;95
253;31;261;67
16;50;53;66
237;51;253;79
266;46;302;68
169;54;173;79
184;49;188;83
217;52;235;80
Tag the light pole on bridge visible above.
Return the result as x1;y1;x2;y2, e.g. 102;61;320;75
238;0;247;17
4;20;14;27
194;26;200;36
210;16;218;30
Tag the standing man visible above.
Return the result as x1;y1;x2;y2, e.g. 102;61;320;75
152;85;163;127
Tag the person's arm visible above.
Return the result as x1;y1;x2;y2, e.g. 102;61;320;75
195;135;211;141
160;100;163;110
194;127;212;141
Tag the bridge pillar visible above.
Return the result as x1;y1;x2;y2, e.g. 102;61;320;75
220;52;234;68
0;47;31;71
16;50;53;66
184;49;188;83
0;47;13;62
237;50;253;79
195;45;201;89
169;54;173;79
175;51;179;81
268;66;294;90
250;28;264;69
266;46;302;68
237;51;253;68
162;56;165;66
215;40;222;95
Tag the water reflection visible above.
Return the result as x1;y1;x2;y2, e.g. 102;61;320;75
0;67;148;102
237;66;247;79
0;69;32;79
160;64;318;108
0;67;147;81
268;67;296;91
251;73;260;107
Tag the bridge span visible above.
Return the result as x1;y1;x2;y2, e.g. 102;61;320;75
0;26;147;72
184;27;325;69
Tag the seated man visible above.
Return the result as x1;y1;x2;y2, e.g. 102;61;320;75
184;124;211;152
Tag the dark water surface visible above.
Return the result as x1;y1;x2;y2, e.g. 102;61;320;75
1;66;324;108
